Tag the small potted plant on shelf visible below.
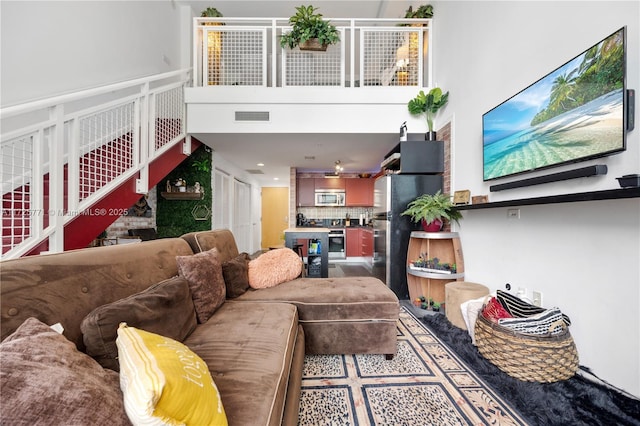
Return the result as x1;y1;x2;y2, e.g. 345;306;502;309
402;190;462;232
280;4;340;51
408;87;449;140
432;301;441;312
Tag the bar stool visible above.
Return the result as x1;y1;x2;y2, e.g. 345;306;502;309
293;243;305;277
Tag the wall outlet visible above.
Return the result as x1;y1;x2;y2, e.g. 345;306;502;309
517;287;526;298
507;208;520;219
532;291;543;307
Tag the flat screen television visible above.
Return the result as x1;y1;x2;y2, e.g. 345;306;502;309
482;27;627;181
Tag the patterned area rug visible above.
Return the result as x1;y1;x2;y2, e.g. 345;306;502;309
298;307;528;425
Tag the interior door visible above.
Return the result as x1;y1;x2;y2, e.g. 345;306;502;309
261;187;289;250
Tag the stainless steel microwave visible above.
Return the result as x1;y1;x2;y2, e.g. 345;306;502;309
315;190;345;206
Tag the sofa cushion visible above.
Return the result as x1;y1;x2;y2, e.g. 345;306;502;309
248;248;303;289
81;276;197;371
184;302;300;426
0;317;130;426
117;324;227;426
236;276;399;322
222;252;251;298
233;277;399;356
182;229;240;263
176;248;226;323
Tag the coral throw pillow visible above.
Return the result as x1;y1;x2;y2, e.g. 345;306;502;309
176;248;226;323
248;248;303;289
116;323;227;426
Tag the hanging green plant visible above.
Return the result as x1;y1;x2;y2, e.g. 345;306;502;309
279;5;340;51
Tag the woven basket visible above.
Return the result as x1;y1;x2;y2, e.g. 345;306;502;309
474;314;579;383
299;38;328;51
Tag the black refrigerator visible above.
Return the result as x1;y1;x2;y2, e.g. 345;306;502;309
372;174;443;299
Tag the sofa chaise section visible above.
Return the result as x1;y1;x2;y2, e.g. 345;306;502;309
184;301;304;426
182;229;400;358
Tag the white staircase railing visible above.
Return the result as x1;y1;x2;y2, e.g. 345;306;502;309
1;69;191;259
193;17;432;88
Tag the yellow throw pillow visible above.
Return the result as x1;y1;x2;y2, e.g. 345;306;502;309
116;323;227;426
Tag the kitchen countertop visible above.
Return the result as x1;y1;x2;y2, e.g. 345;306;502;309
284;227;330;233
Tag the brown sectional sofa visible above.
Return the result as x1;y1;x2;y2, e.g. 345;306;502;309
1;229;399;425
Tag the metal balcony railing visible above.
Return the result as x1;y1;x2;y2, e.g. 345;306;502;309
192;17;432;88
1;69;191;259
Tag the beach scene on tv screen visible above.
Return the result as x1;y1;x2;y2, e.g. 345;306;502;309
483;28;624;181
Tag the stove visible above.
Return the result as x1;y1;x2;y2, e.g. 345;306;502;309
328;228;346;259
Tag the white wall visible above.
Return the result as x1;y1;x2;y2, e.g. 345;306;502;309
0;1;185;106
211;151;263;253
434;1;639;396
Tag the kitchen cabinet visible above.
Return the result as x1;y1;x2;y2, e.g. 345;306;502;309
314;177;345;190
346;228;360;257
345;178;374;206
381;139;444;174
297;178;315;207
361;228;373;257
345;227;374;260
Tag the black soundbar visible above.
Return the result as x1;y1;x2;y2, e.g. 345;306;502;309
627;89;635;131
490;164;608;192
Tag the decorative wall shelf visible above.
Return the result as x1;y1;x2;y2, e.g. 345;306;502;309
160;191;204;201
455;187;640;211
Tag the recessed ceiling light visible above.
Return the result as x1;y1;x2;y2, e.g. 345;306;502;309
257;163;265;167
273;177;279;181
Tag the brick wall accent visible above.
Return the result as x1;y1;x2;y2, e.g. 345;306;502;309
105;190;157;239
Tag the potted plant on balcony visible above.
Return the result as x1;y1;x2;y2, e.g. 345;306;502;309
408;87;449;140
404;4;434;19
401;190;462;232
200;7;223;18
279;5;340;51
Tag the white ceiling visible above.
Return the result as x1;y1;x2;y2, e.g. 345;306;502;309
179;0;415;186
191;132;399;183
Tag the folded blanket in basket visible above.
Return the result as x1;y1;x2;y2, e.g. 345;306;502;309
497;290;571;326
498;307;565;336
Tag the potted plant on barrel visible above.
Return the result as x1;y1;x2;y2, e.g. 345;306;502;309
408;87;449;140
401;190;462;232
280;5;340;51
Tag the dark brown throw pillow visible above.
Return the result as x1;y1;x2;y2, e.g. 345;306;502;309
222;252;251;298
0;317;130;426
176;248;226;323
80;276;197;371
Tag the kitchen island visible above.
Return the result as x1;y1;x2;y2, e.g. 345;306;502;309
284;228;329;278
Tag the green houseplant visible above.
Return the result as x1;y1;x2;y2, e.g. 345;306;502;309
401;190;462;232
408;87;449;140
404;4;434;19
200;7;223;18
280;5;340;51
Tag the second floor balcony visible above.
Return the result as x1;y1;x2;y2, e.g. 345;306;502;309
192;16;432;89
187;16;433;135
